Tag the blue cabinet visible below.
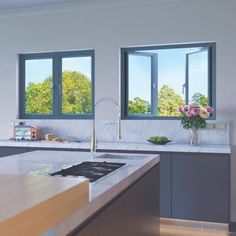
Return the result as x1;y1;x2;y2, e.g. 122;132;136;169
0;147;29;158
171;153;230;223
160;153;172;218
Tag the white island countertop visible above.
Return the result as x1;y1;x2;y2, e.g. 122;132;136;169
0;150;159;236
0;139;231;154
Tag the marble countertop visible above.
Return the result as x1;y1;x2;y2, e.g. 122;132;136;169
0;150;159;236
0;139;231;154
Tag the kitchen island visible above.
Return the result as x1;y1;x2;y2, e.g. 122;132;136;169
0;150;160;236
0;141;230;223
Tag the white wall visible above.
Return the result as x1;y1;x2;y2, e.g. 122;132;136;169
0;0;235;221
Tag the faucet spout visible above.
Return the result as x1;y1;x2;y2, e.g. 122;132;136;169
90;125;97;156
90;97;121;154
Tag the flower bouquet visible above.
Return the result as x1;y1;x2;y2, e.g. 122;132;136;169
178;103;214;145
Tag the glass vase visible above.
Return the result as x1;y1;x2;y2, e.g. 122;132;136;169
189;128;200;145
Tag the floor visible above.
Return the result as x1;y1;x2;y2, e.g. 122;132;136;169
160;218;236;236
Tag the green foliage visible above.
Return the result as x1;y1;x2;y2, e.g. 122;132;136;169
128;97;151;114
62;71;91;114
158;85;184;116
181;115;207;129
191;92;208;107
128;85;184;116
25;71;91;114
25;77;53;114
26;74;204;119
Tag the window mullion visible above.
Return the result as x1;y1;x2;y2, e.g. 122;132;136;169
19;56;26;118
208;48;212;106
53;55;62;117
185;54;189;105
151;54;158;116
125;52;129;117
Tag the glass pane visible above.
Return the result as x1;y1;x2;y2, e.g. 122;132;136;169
157;48;186;117
62;56;92;114
125;46;211;117
25;59;53;114
128;54;151;115
188;50;209;106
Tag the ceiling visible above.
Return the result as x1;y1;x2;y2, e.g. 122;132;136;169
0;0;85;11
0;0;185;14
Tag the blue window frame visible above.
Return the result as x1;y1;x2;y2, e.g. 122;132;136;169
19;50;95;119
121;43;216;120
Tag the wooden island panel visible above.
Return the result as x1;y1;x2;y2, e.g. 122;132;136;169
0;174;89;236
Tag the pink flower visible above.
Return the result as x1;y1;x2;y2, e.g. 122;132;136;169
183;105;189;113
187;104;200;116
178;106;184;113
187;110;194;117
188;104;194;109
191;107;200;116
206;106;214;113
178;105;189;114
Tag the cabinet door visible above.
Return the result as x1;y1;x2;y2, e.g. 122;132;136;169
160;153;172;217
123;165;160;236
0;147;29;158
70;218;98;236
172;153;229;223
98;197;123;236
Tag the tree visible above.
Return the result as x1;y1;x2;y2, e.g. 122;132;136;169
25;77;53;114
191;92;208;107
62;71;91;114
158;85;184;116
128;85;184;116
128;97;150;114
25;71;91;114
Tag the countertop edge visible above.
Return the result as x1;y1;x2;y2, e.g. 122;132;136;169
0;140;231;154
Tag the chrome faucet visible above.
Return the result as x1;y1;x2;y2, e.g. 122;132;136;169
90;97;121;155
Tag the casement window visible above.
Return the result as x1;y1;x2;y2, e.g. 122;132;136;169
19;50;94;119
121;43;216;119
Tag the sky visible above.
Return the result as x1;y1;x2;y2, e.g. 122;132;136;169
128;47;208;103
25;56;92;87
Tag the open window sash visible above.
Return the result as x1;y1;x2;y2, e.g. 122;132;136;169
126;51;158;116
185;48;209;105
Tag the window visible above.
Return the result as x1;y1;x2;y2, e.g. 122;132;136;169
121;43;216;119
19;50;94;119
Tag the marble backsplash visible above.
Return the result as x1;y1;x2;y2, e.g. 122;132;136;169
1;119;230;145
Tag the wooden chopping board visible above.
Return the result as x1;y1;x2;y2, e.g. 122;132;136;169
0;174;89;236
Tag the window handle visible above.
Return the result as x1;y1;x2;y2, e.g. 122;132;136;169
182;83;186;94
